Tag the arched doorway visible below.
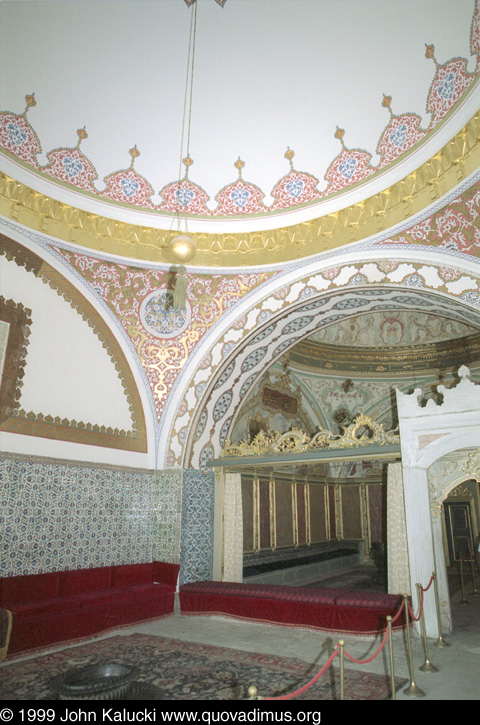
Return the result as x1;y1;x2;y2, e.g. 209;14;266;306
428;452;480;632
397;370;480;637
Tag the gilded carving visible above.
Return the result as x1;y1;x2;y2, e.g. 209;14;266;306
221;415;399;459
462;450;480;481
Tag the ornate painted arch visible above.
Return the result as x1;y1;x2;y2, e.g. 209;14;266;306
164;255;480;469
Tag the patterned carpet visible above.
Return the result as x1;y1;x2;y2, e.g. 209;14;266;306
2;633;405;701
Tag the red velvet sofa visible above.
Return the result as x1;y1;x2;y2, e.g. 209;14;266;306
180;581;406;635
1;561;180;657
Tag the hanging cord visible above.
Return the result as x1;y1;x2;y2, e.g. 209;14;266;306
176;0;198;233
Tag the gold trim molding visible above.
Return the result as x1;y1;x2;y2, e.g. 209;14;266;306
1;112;479;267
221;415;400;458
0;235;148;452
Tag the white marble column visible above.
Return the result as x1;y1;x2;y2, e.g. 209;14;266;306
401;465;438;636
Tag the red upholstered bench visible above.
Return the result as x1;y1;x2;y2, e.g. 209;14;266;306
179;581;405;635
0;561;180;657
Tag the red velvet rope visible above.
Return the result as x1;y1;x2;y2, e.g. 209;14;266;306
343;627;389;665
408;588;423;622
264;650;339;700
258;574;434;700
390;597;405;624
420;573;435;592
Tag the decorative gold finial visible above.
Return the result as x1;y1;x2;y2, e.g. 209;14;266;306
382;94;393;117
234;157;245;178
76;127;88;148
284;147;295;170
183;155;194;177
334;127;346;148
24;93;36;115
129;145;140;168
425;44;437;63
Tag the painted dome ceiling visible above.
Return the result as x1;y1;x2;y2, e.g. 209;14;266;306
1;0;480;245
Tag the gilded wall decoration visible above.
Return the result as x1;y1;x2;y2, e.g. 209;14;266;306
0;236;147;451
377;180;480;258
290;334;480;377
221;416;399;460
53;247;273;423
1;129;479;269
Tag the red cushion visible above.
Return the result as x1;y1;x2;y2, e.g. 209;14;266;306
179;581;339;604
60;566;112;596
152;562;180;589
111;563;153;588
333;590;403;609
1;572;60;606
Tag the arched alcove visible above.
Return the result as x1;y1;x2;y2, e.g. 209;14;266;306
396;367;480;636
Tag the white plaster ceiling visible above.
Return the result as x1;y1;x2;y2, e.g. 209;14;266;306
1;0;479;233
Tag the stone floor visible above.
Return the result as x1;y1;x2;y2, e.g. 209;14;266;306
3;566;480;701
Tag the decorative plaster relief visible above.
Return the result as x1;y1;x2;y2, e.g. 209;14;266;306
397;365;480;417
428;447;480;518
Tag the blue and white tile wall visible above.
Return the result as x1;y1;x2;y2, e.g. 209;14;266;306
1;455;156;576
152;469;183;564
179;469;215;585
1;456;217;580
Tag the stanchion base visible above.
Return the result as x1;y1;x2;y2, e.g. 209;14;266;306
403;682;426;697
435;637;450;648
419;661;439;673
459;598;470;605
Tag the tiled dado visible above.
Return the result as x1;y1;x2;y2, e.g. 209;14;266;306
1;455;213;580
180;470;215;586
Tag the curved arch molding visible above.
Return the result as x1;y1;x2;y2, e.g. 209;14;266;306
0;235;147;451
172;267;480;470
1;112;479;267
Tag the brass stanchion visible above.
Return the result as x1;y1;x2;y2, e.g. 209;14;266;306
459;556;470;605
247;686;262;700
337;639;345;701
469;554;479;597
402;594;426;697
386;615;396;700
433;571;449;648
417;583;439;673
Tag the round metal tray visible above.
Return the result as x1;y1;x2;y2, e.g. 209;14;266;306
50;663;139;700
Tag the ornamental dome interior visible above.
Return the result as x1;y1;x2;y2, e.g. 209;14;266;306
1;0;480;473
1;0;479;262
